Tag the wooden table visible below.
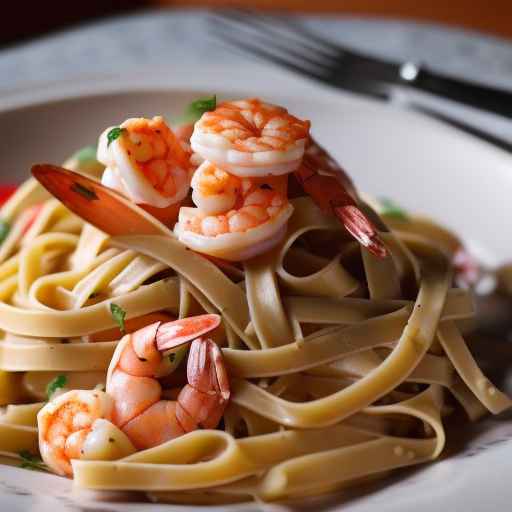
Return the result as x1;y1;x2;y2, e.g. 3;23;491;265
155;1;512;40
3;2;512;48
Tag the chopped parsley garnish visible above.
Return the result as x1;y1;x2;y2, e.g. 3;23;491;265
379;198;409;221
74;145;98;163
184;95;217;122
46;375;67;400
110;303;126;334
0;219;10;245
187;95;217;117
18;450;48;472
107;127;126;146
70;182;98;201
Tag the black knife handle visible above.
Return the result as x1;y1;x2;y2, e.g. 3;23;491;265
405;65;512;118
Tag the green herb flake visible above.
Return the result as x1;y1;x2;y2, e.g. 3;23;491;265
46;375;67;400
110;303;127;334
379;197;409;221
185;95;217;122
107;127;126;147
19;450;49;472
74;145;98;163
70;182;99;201
0;219;10;245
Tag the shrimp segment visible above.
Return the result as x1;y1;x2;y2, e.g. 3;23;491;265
98;116;191;209
191;161;241;215
38;315;227;476
106;314;229;450
191;98;310;177
37;390;115;476
175;161;293;261
295;140;388;258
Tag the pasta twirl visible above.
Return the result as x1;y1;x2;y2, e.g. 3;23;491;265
0;149;510;504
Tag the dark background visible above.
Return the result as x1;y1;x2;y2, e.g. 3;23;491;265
3;1;512;50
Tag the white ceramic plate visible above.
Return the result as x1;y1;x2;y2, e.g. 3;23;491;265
1;63;512;512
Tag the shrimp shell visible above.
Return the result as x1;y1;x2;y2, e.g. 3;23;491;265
191;99;310;177
98;117;191;209
37;390;114;476
175;204;293;261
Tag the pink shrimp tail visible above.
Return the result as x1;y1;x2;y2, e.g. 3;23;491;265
187;337;230;402
156;315;230;431
335;205;388;259
155;314;221;351
176;337;230;433
295;139;388;259
112;317;229;449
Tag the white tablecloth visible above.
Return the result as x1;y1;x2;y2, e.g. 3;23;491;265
1;8;512;138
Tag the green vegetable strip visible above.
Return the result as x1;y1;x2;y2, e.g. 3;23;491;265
46;374;67;400
379;197;409;221
0;219;10;244
107;127;126;147
18;450;48;472
110;303;127;334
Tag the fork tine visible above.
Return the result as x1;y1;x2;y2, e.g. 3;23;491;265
209;22;329;82
266;14;351;55
215;9;340;61
210;15;334;73
230;8;350;56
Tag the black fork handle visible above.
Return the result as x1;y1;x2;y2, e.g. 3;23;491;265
409;67;512;119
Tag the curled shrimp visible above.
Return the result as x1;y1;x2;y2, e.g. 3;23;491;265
190;98;310;177
37;390;135;476
295;139;388;258
97;116;191;210
38;314;228;476
175;161;293;261
106;314;229;450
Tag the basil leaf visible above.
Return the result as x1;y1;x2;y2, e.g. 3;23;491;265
110;303;127;334
379;197;409;221
46;375;67;400
0;219;10;245
107;127;126;147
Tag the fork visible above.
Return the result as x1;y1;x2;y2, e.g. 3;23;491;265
208;10;512;120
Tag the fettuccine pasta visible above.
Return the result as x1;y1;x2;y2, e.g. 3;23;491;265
0;109;510;505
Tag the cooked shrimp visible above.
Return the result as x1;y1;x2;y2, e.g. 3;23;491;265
106;314;229;450
191;161;242;215
294;139;387;258
37;390;135;476
190;98;310;177
174;123;194;145
38;314;227;476
97;116;191;209
176;161;293;261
